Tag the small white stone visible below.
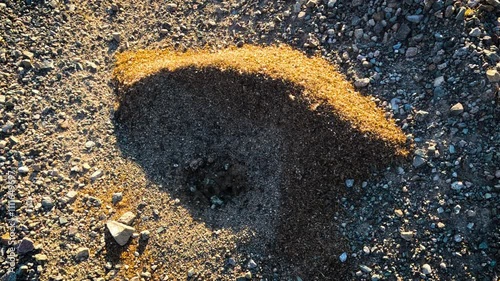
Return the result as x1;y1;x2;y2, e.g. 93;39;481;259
422;264;432;275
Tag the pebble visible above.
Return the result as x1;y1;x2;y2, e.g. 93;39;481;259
34;254;48;262
140;230;150;241
187;268;195;277
112;32;121;42
406;15;423;23
106;220;135;246
405;47;418;58
17;238;35;255
345;179;354;188
412;155;426;168
449;103;464;116
85;140;96;149
75;247;89;261
486;69;500;83
18;166;29;174
112;192;123;205
451;181;464;190
422;264;432;275
400;231;414;241
247;259;257;269
354;78;370;88
469;27;481;37
394;209;403;217
339;252;347;262
433;76;445;87
65;191;78;203
359;265;372;273
2;121;14;133
117;211;137;225
41;196;54;209
90;170;103;181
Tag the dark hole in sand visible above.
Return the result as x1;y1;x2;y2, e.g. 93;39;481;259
113;67;401;278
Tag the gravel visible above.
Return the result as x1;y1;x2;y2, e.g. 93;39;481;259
0;0;498;280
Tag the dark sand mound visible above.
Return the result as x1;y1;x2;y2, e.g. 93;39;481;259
112;45;409;279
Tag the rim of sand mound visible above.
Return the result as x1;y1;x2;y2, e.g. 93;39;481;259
111;45;411;279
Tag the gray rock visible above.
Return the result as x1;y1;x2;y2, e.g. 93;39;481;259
140;230;150;241
406;15;423;23
444;5;454;18
412;155;426;168
38;60;54;70
359;265;372;273
406;47;418;58
469;27;481;37
18;166;29;174
345;179;354;188
451;181;464;190
422;264;432;275
354;78;370;88
112;192;123;205
455;7;466;20
247;259;257;269
90;170;103;181
17;238;35;255
118;211;137;225
106;220;135;246
75;247;89;261
354;28;364;39
112;32;121;42
41;196;54;209
395;23;411;41
20;59;32;68
2;121;14;133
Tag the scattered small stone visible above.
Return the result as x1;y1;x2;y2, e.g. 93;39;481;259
412;155;426;168
339;252;347;262
65;191;78;203
41;196;54;209
345;179;354;188
394;209;403;217
17;238;35;255
112;32;121;42
2;121;14;133
247;259;257;269
406;47;418;58
406;15;423;23
354;78;370;88
117;211;136;226
18;166;29;174
85;141;96;149
400;231;414;241
90;170;103;181
451;181;464;190
422;264;432;275
187;268;195;277
359;265;372;273
106;220;135;246
75;247;89;261
449;103;464;116
34;253;48;262
469;27;481;37
112;192;123;205
486;69;500;83
140;230;150;241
